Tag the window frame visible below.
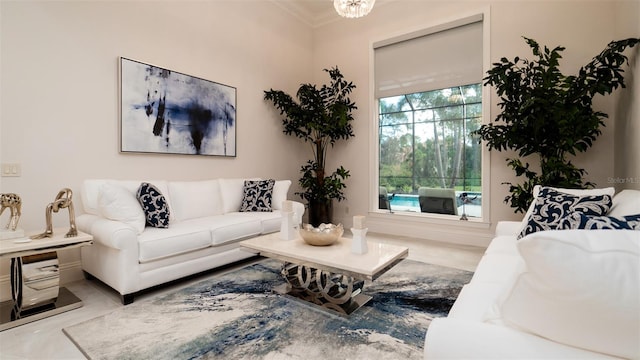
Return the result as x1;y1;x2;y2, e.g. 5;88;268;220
368;9;491;225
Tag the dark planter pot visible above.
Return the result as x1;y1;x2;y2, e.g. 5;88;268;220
308;199;333;227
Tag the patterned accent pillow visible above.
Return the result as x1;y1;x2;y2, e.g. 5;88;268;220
559;213;640;230
239;179;275;212
518;187;612;239
136;182;170;228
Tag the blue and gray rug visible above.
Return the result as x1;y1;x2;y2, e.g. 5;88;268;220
63;259;472;360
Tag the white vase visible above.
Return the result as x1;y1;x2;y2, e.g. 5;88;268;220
350;228;368;254
280;211;297;240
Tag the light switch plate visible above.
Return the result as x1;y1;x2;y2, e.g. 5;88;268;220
1;163;21;177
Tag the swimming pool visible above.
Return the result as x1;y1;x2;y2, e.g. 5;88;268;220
388;194;419;208
387;192;482;217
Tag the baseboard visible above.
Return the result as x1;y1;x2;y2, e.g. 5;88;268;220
0;261;85;302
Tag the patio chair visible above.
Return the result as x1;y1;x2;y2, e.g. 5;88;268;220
418;187;457;215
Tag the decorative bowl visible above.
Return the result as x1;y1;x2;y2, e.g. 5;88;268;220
299;223;344;246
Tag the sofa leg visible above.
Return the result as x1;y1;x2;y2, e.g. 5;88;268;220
122;294;134;305
82;271;95;280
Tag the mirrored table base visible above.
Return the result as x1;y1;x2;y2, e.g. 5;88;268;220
0;287;82;331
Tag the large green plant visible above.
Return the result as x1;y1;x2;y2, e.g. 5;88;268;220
264;67;356;209
474;37;639;213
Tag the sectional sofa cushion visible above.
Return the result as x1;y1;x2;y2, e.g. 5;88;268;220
97;183;146;234
500;230;640;359
609;189;640;216
206;215;263;245
169;180;223;221
137;224;212;263
136;182;170;228
518;187;612;239
239;179;275;212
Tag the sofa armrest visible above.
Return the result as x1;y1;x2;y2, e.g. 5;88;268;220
76;214;139;251
495;221;522;237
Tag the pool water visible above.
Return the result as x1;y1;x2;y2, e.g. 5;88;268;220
389;194;419;208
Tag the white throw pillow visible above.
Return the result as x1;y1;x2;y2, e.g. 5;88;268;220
500;229;640;359
272;180;292;210
97;183;145;234
168;180;222;221
608;189;640;217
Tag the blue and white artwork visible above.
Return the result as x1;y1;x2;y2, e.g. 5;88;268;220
120;58;236;156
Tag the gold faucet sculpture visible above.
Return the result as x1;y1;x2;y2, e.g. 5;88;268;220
31;188;78;239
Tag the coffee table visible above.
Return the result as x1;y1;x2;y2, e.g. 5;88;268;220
240;232;408;315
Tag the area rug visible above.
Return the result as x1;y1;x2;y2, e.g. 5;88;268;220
63;259;472;360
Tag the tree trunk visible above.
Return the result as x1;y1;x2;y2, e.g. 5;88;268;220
433;121;446;188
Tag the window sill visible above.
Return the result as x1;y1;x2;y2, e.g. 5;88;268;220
368;209;491;229
364;210;493;247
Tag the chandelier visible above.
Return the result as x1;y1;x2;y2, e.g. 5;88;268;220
333;0;375;18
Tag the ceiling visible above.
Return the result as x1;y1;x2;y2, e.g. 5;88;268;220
271;0;340;27
272;0;391;28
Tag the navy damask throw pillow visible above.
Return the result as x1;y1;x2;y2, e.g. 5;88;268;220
518;187;612;239
240;179;275;212
559;213;640;230
136;182;170;228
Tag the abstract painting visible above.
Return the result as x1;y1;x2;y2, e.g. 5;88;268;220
120;58;236;156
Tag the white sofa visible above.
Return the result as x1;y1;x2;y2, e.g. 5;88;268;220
425;188;640;359
77;178;304;304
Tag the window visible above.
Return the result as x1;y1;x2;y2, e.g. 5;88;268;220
374;14;486;219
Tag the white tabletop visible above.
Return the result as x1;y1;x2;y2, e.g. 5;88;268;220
241;232;408;281
0;230;93;259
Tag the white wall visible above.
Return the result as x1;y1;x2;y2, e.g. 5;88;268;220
0;1;313;228
614;1;640;190
312;0;638;245
0;1;313;287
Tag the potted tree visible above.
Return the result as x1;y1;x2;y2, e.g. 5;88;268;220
264;67;357;226
474;37;639;213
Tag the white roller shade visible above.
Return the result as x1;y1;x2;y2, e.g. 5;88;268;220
374;14;483;98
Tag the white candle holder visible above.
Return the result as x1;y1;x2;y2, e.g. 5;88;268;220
350;227;368;254
280;211;297;240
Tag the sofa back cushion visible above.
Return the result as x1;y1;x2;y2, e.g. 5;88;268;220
219;178;291;213
219;178;260;213
82;179;171;216
169;180;222;221
609;189;640;217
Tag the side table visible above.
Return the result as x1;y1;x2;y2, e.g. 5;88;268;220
0;229;93;331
